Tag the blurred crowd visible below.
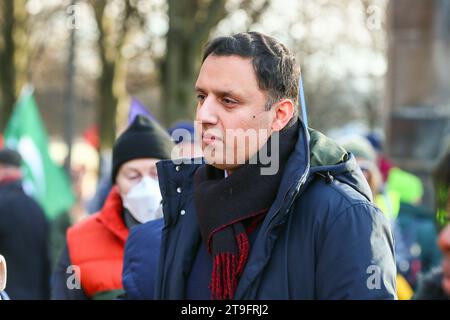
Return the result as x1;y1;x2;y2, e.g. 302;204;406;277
1;116;449;300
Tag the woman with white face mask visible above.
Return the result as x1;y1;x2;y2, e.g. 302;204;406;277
51;115;174;300
117;159;163;225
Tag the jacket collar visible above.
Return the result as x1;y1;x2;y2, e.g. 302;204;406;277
96;186;128;242
260;118;311;225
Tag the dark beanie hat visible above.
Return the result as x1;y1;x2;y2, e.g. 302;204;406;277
112;115;174;183
0;148;22;167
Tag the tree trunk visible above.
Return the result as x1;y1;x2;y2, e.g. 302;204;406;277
98;61;118;150
0;0;27;130
161;30;199;126
161;0;227;127
0;1;16;130
13;0;28;98
93;0;133;151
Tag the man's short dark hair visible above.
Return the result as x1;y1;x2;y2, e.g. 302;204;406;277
202;32;300;125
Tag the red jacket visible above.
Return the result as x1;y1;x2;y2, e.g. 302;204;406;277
66;187;128;298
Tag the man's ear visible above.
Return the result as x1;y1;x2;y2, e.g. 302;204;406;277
271;99;294;132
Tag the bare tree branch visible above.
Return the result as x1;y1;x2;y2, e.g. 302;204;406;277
240;0;271;29
192;0;226;48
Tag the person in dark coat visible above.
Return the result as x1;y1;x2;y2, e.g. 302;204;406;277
122;32;397;300
0;148;50;299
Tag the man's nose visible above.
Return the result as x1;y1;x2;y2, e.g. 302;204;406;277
196;96;218;125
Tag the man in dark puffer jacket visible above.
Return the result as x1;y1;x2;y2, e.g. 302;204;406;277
123;32;397;300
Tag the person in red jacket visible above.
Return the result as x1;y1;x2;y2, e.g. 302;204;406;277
51;116;174;299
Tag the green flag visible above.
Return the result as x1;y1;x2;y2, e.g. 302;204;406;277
4;88;75;220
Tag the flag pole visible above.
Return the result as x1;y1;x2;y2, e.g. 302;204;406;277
64;0;77;172
298;74;308;128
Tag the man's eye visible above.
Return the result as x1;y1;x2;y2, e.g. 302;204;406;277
196;94;206;103
222;97;237;105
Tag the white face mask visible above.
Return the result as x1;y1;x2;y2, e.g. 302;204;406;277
122;176;163;224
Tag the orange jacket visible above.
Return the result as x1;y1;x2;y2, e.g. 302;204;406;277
67;187;128;298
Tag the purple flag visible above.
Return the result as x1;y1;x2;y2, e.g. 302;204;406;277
128;97;156;124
